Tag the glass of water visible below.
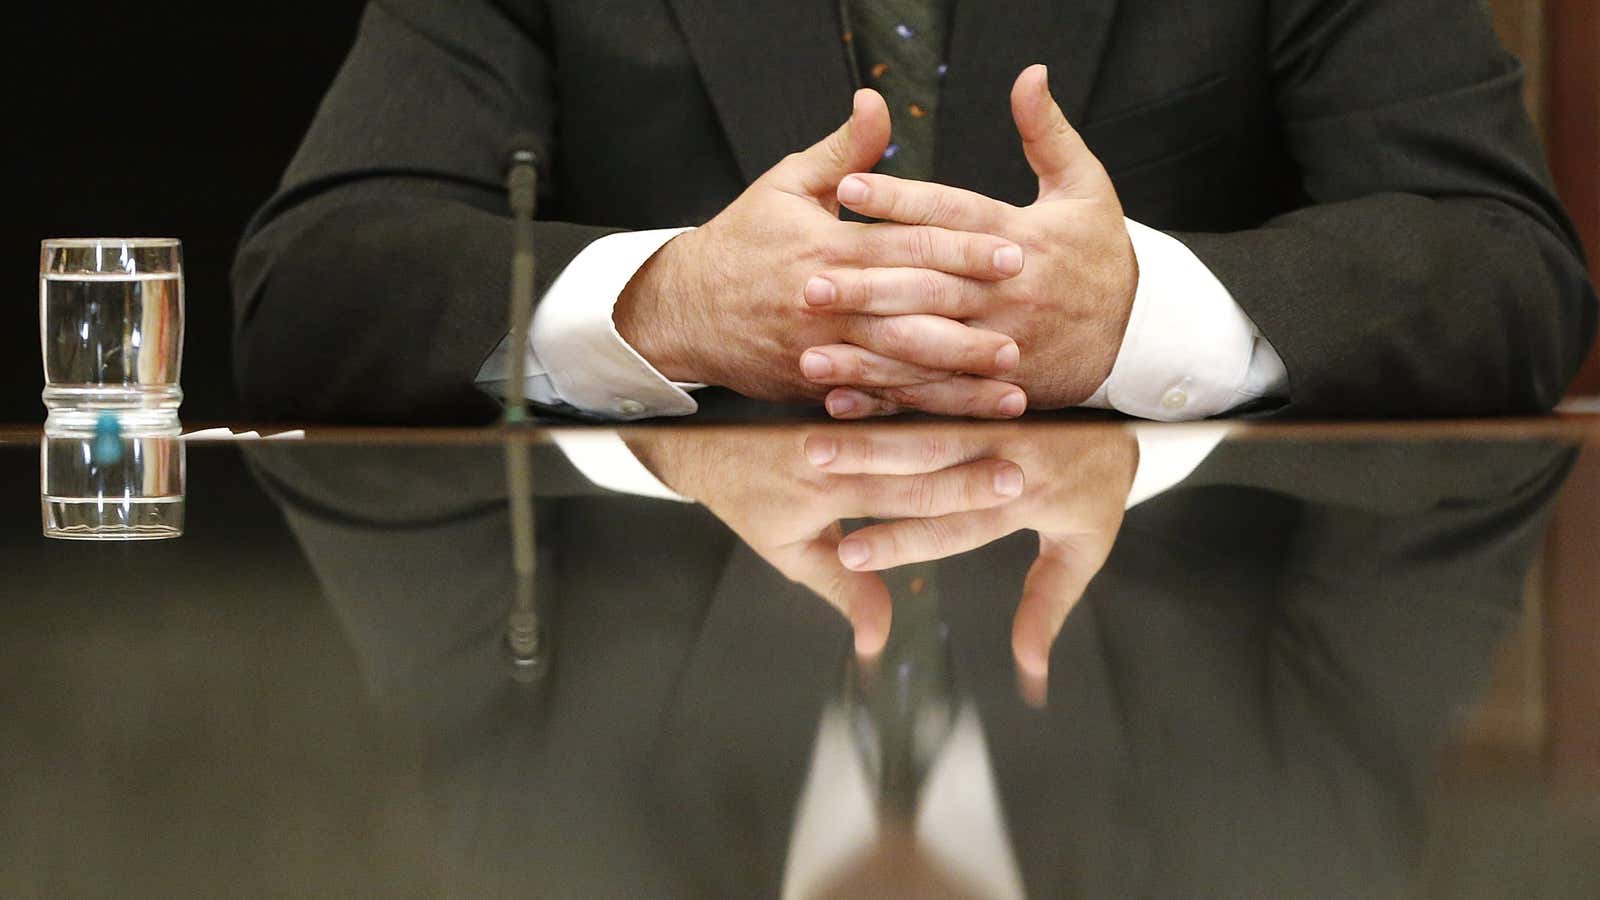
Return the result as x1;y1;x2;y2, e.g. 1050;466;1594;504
40;238;184;433
41;426;185;540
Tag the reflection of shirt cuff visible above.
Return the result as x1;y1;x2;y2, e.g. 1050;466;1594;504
1083;219;1288;421
1124;423;1232;508
548;429;690;502
474;227;701;420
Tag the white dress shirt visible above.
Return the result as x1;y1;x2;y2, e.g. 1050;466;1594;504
781;702;1027;900
476;220;1288;421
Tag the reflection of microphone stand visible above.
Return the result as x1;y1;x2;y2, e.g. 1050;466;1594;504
502;136;545;680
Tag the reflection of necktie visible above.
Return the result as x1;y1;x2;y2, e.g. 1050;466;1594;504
847;562;957;821
842;0;954;180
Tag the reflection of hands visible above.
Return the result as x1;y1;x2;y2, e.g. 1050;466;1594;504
804;428;1136;694
801;65;1137;416
629;430;1027;656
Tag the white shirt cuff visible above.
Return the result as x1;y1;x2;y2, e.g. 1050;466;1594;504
1083;219;1288;421
1124;423;1232;508
475;227;701;420
548;429;690;502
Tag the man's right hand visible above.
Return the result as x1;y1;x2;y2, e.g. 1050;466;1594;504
613;89;1031;418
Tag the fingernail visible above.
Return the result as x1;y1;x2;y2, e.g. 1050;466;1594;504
994;464;1024;497
839;540;871;569
806;438;838;466
803;276;837;306
994;342;1020;372
993;244;1024;275
837;175;869;205
828;393;858;416
998;391;1027;417
801;350;834;379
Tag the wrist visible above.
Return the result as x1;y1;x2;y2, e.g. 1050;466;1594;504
614;233;704;384
622;435;701;501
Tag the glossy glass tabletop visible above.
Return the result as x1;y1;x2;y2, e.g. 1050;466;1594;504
2;418;1598;899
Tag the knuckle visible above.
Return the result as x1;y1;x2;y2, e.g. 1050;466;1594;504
918;270;947;311
858;270;881;309
818;569;851;611
883;385;922;408
816;237;850;266
928;192;962;227
973;236;1002;270
848;351;875;382
903;477;938;516
917;516;959;554
963;466;992;504
966;386;1002;416
847;437;877;468
908;228;937;267
873;317;910;352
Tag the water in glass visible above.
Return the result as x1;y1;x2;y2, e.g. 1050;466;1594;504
40;239;184;432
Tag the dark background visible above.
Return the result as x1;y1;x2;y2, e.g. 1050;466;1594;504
3;2;367;423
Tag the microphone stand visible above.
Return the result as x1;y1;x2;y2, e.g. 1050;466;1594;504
503;145;545;680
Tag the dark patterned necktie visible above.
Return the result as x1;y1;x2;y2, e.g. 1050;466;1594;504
842;0;955;181
846;561;957;821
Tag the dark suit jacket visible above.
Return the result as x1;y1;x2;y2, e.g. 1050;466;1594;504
232;0;1597;424
248;435;1570;897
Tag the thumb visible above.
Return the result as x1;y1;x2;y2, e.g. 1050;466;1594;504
1012;535;1109;705
785;529;893;658
1010;64;1111;201
770;88;892;204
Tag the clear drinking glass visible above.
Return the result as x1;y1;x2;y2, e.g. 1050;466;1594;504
40;238;184;432
41;427;185;540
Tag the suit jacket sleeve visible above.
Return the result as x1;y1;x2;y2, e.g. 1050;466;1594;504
1174;0;1596;416
231;0;620;423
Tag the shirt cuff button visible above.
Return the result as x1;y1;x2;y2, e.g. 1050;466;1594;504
615;399;646;417
1160;387;1188;411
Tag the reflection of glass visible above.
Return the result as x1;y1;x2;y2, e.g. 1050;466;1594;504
40;238;184;433
41;427;185;540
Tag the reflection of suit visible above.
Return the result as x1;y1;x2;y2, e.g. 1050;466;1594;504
232;0;1594;422
248;438;1570;897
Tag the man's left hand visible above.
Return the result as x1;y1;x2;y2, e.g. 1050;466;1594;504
799;64;1137;416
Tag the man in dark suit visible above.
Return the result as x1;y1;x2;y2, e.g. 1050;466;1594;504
232;0;1597;424
246;429;1573;896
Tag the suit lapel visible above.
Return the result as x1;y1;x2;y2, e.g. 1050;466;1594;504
666;0;856;184
936;0;1121;203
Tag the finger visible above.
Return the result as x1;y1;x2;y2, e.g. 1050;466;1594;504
837;506;1018;572
1011;541;1104;693
803;431;993;475
1009;63;1109;201
847;223;1025;280
834;458;1024;521
786;532;893;657
826;378;1028;420
802;268;991;318
800;344;953;387
836;173;1019;233
825;388;903;419
768;88;892;202
839;315;1020;376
